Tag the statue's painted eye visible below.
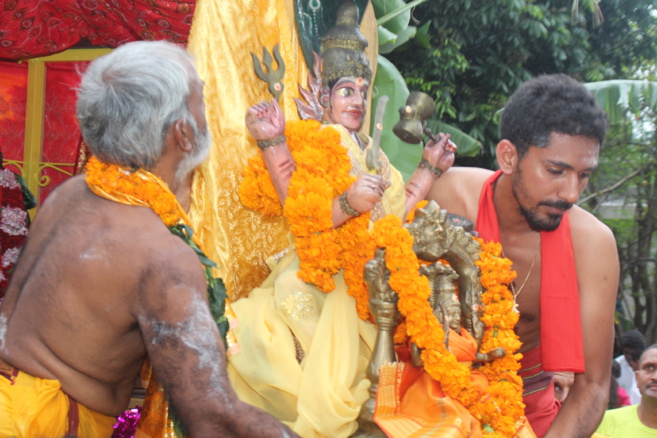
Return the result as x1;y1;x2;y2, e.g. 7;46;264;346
334;88;353;97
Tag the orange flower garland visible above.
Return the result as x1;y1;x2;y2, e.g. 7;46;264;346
239;153;282;217
475;237;525;435
239;120;375;319
84;156;184;227
372;216;525;437
240;121;525;435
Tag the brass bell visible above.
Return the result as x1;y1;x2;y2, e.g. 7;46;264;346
392;91;437;144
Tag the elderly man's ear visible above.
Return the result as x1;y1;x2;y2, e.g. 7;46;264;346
172;119;194;153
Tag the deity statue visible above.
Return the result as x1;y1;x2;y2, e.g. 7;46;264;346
227;2;455;437
363;201;534;438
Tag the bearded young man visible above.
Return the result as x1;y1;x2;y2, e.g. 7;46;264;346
0;41;296;437
427;73;619;438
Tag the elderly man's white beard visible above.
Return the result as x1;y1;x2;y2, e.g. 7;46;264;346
174;118;211;186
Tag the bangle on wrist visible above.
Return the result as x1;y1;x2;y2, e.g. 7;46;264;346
257;135;286;150
418;159;443;178
339;191;360;217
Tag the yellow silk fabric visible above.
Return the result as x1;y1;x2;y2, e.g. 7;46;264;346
227;130;404;437
0;369;116;437
186;0;379;300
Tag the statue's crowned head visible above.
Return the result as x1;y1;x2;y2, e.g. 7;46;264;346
320;1;372;90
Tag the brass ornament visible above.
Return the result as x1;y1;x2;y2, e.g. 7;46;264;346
393;91;439;144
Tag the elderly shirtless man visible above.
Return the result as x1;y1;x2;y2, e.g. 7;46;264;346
427;74;620;437
0;41;296;437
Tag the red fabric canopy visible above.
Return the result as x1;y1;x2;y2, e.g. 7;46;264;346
0;0;196;60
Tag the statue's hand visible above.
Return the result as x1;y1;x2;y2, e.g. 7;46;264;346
245;98;285;141
422;132;457;173
346;174;391;214
474;347;506;365
364;248;391;298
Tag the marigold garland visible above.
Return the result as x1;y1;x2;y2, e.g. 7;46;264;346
240;120;374;319
372;216;525;437
85;156;182;227
240;121;525;435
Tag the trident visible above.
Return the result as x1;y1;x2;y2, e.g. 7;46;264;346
251;44;286;102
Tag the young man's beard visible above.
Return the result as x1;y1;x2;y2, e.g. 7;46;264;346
512;169;573;232
517;202;568;232
175;117;211;185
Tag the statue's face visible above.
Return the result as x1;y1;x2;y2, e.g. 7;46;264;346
323;76;369;133
446;295;461;332
409;220;445;262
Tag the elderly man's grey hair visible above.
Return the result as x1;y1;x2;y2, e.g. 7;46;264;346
76;40;197;170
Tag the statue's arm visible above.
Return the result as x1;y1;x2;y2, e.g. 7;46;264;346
404;133;456;215
245;99;295;204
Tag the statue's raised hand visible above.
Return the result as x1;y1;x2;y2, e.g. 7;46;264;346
245;98;285;141
422;133;457;174
346;174;391;214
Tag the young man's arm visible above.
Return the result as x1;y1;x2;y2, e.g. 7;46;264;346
544;211;619;438
136;236;297;437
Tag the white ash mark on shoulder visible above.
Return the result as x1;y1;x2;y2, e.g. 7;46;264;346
0;313;8;354
145;294;231;406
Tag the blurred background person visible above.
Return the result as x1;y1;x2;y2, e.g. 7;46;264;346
597;344;657;437
616;329;645;405
609;360;631;410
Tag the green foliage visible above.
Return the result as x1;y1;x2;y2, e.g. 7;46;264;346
381;0;657;168
369;0;657;339
580;79;657;340
373;0;411;33
371;0;480;180
586;80;657;123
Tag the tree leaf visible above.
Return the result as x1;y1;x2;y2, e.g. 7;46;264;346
379;26;417;55
585;80;657;123
372;0;411;34
378;25;398;47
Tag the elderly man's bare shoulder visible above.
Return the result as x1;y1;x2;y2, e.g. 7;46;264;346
27;175;203;288
427;167;494;220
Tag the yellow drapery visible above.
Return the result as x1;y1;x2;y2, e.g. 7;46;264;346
185;0;378;300
0;367;116;438
227;126;406;437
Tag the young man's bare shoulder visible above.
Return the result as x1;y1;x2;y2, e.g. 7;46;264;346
569;206;617;253
427;167;494;219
